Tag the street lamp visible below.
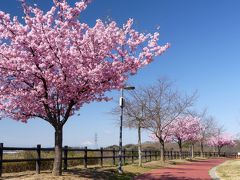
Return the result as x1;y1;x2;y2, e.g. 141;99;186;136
118;85;135;174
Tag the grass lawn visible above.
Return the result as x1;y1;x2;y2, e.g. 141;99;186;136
1;158;200;180
216;159;240;180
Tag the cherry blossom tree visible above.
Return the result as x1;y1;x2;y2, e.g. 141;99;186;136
185;117;201;158
170;115;201;159
207;129;235;157
150;124;173;160
0;0;169;175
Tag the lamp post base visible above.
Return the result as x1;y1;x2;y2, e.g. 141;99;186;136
118;167;123;174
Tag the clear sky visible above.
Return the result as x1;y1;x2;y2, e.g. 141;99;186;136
0;0;240;148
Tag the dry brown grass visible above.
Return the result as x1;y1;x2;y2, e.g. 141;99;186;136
216;159;240;180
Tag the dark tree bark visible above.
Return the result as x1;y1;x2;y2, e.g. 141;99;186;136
217;146;222;157
52;125;63;176
159;138;165;161
200;141;204;157
178;139;182;159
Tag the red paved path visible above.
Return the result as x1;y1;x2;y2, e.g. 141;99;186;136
134;158;227;180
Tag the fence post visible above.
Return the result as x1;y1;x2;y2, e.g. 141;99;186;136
113;148;116;166
131;149;134;164
123;149;126;165
84;146;87;168
36;144;41;174
100;147;103;167
0;143;3;177
155;151;157;160
63;146;68;171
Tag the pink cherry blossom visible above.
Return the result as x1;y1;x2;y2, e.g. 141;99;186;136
170;116;201;143
0;0;169;123
169;115;201;158
0;0;169;175
207;132;235;156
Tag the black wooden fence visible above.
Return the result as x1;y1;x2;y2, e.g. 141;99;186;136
0;143;227;177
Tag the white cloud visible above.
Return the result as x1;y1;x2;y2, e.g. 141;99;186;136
81;140;94;146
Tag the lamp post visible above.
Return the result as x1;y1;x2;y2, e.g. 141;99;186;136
118;86;135;174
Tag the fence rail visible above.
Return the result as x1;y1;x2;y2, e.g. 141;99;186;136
0;143;229;177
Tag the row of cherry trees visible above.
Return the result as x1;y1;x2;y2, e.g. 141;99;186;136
169;115;235;159
122;78;235;166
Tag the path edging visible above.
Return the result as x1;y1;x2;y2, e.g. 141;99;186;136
209;166;220;180
209;160;229;180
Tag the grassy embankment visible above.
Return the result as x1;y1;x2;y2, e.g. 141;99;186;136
216;159;240;180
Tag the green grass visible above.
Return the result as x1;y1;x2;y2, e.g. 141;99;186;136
216;159;240;180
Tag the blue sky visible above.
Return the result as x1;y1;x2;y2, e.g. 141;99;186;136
1;0;240;147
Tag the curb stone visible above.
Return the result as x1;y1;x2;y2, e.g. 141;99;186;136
209;166;220;180
209;160;230;180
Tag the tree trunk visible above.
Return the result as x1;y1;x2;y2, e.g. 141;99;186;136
159;138;165;162
217;146;221;157
200;141;204;157
191;144;194;159
138;125;142;167
52;125;63;176
178;139;182;159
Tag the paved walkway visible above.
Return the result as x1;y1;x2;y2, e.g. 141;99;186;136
134;158;227;180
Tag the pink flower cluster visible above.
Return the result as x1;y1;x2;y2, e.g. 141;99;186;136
207;133;235;148
0;0;169;122
170;116;201;143
150;116;201;144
